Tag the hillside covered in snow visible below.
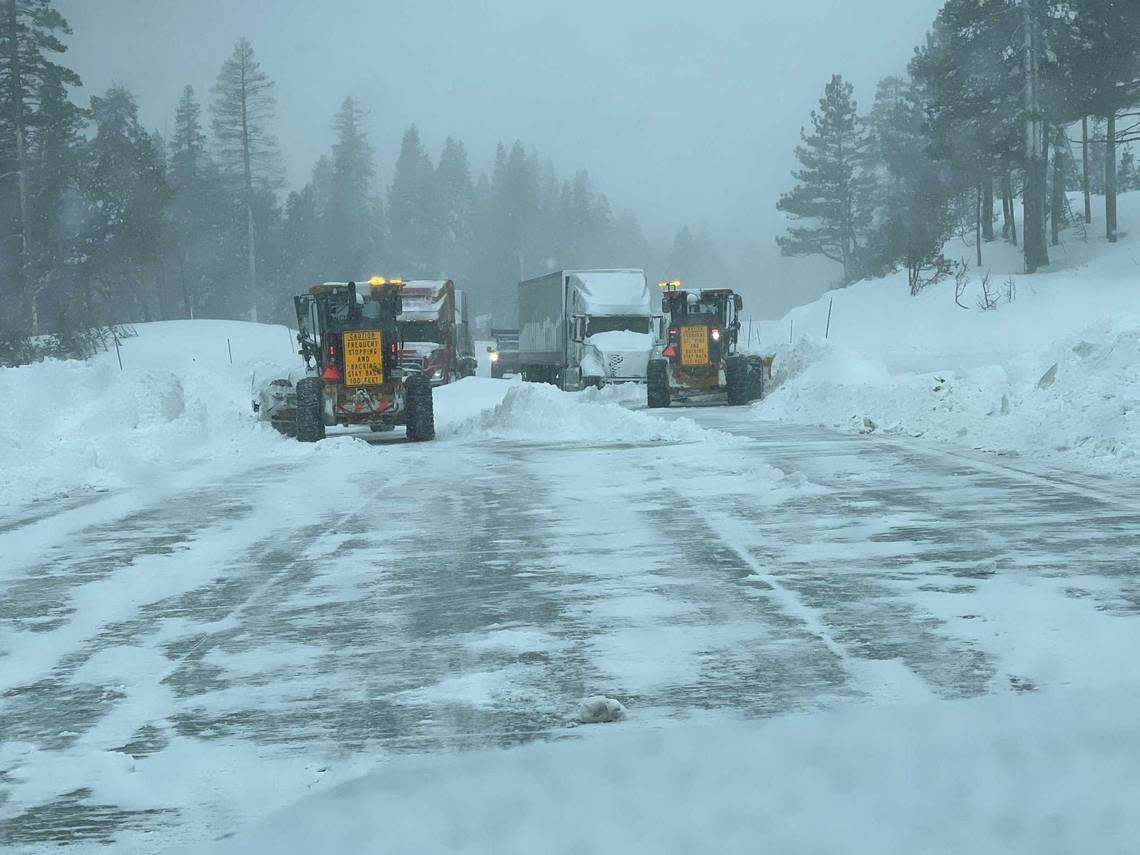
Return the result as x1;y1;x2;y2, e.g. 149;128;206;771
754;192;1140;478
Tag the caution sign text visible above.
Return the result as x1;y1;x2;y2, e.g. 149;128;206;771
680;325;710;366
342;330;384;386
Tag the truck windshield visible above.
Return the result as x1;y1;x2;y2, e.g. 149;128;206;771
588;316;650;335
401;321;442;342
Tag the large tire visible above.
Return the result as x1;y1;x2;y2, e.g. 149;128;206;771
404;373;436;442
647;358;671;409
745;357;765;402
725;355;748;406
295;377;325;442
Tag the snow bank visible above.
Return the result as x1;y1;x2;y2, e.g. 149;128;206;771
432;376;520;433
444;381;727;445
207;686;1140;855
0;320;300;510
754;192;1140;475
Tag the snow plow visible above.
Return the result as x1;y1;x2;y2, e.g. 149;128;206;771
258;277;434;442
647;282;765;408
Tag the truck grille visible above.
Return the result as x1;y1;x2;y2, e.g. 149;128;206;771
608;354;625;377
399;356;427;374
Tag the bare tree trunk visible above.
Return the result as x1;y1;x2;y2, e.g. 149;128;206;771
1051;125;1064;246
156;259;170;321
240;59;259;322
1082;116;1092;224
975;182;983;267
982;178;995;242
1106;112;1118;243
6;0;33;330
1021;0;1049;272
1002;174;1012;240
177;247;194;320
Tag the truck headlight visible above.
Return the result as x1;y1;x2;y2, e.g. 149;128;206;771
489;351;500;363
711;328;722;342
430;367;444;380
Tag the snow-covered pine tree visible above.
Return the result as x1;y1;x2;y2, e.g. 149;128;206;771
777;74;873;285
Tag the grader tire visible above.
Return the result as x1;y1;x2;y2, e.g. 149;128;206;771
295;377;325;443
404;373;436;442
647;358;671;409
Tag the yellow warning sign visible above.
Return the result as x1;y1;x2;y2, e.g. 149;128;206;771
343;330;384;386
680;325;710;366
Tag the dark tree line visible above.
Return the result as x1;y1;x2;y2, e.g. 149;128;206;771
2;1;720;362
779;0;1140;289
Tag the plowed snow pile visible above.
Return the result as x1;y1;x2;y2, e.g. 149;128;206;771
754;191;1140;477
0;320;301;509
444;381;729;444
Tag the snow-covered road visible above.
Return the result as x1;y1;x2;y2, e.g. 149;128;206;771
3;406;1140;852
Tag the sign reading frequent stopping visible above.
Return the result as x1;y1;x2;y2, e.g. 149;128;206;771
342;330;384;385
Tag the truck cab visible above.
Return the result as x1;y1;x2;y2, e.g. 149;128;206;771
519;269;659;389
397;280;476;386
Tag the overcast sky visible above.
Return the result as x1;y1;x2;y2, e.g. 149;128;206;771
58;0;944;315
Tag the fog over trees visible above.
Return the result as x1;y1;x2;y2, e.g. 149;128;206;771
779;1;1140;289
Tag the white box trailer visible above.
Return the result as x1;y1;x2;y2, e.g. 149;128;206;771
518;269;658;389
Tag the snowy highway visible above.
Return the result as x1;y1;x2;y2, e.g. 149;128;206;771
3;401;1140;852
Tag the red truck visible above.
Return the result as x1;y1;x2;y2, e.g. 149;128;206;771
397;279;477;386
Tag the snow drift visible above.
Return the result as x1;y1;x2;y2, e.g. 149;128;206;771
754;191;1140;476
205;686;1140;855
0;320;301;510
442;380;730;445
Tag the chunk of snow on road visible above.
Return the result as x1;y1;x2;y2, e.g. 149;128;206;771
576;696;627;724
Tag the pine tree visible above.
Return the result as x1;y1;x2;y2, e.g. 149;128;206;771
79;86;170;323
1120;145;1139;193
778;75;873;283
388;124;438;277
436;136;474;277
0;0;80;331
27;63;83;318
167;84;224;317
863;75;958;294
667;225;725;287
211;37;279;320
1063;1;1140;241
322;96;377;276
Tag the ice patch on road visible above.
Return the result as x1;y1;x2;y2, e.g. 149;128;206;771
447;382;730;445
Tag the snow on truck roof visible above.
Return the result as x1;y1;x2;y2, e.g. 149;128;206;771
398;280;453;322
523;269;650;315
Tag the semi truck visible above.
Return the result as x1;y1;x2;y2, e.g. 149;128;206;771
397;279;477;386
518;269;658;389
